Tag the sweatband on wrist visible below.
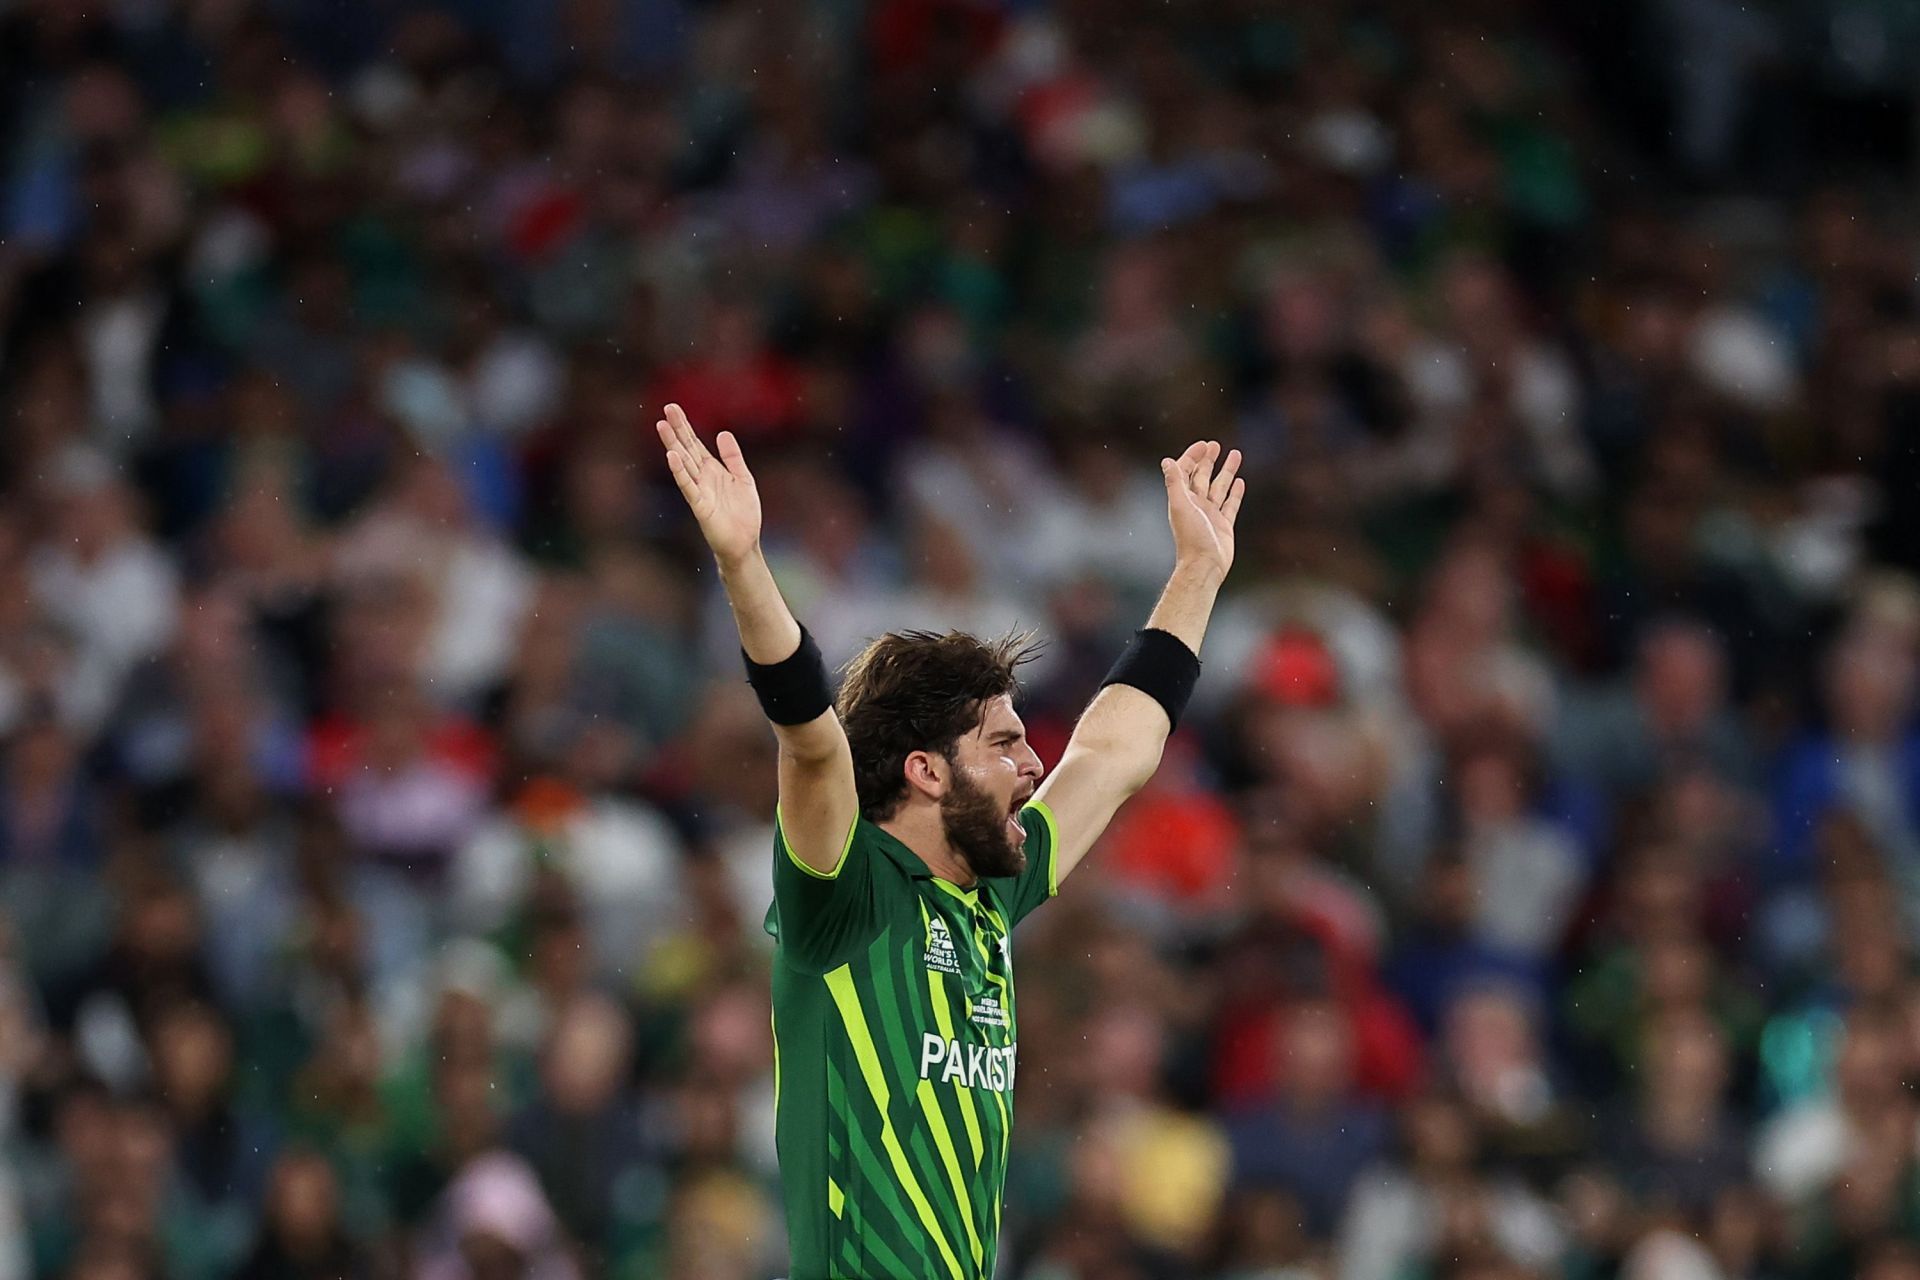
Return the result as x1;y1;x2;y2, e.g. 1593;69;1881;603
1100;628;1201;729
743;626;834;725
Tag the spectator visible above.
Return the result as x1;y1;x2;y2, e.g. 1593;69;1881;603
1078;1001;1231;1261
1338;1092;1562;1280
0;712;104;870
416;1153;581;1280
1555;617;1754;797
1436;983;1584;1175
27;454;179;710
1223;999;1392;1237
1757;1009;1915;1210
507;993;652;1268
1446;731;1588;960
145;1000;276;1216
1775;620;1920;910
1601;1008;1748;1217
233;1150;365;1280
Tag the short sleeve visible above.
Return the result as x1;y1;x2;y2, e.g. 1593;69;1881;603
766;808;883;973
993;800;1061;927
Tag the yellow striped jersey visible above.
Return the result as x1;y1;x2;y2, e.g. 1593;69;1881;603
765;801;1061;1280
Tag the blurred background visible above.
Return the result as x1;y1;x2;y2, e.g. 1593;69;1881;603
4;0;1920;1277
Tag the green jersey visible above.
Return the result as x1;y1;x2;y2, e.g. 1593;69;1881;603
764;800;1061;1280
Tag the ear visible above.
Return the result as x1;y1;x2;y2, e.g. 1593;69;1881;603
902;749;949;802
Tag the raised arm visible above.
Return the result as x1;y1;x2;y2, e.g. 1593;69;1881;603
1031;440;1244;885
656;404;858;874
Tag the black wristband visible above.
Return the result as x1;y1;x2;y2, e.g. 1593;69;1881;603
743;626;835;725
1100;628;1201;729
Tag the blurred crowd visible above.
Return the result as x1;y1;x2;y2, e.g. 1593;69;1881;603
5;0;1920;1278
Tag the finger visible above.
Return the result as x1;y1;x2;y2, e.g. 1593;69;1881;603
666;403;711;465
659;419;705;484
1162;457;1196;504
1174;442;1205;494
715;430;753;482
1189;440;1219;497
673;404;711;464
658;415;697;472
1223;476;1246;523
664;448;703;502
1209;447;1242;506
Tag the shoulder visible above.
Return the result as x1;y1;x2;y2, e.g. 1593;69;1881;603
819;815;920;896
844;816;917;879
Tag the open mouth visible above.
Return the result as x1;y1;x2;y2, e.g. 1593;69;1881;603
1005;791;1032;841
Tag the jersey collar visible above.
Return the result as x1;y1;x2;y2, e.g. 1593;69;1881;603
870;824;985;897
869;823;938;879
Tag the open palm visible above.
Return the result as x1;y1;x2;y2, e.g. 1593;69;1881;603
1163;440;1245;578
656;403;762;564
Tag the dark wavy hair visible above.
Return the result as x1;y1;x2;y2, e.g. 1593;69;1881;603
836;630;1042;820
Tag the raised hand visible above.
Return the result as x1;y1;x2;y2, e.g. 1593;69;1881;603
656;403;762;565
1161;440;1244;579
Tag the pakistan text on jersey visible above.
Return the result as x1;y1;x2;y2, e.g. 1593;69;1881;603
917;1035;1017;1092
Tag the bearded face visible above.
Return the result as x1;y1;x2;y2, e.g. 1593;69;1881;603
940;762;1028;880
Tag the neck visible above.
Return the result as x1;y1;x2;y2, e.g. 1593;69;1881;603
878;807;976;886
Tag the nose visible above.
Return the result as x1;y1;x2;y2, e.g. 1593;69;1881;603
1018;742;1044;781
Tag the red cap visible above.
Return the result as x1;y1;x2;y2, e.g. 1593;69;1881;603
1250;628;1341;707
